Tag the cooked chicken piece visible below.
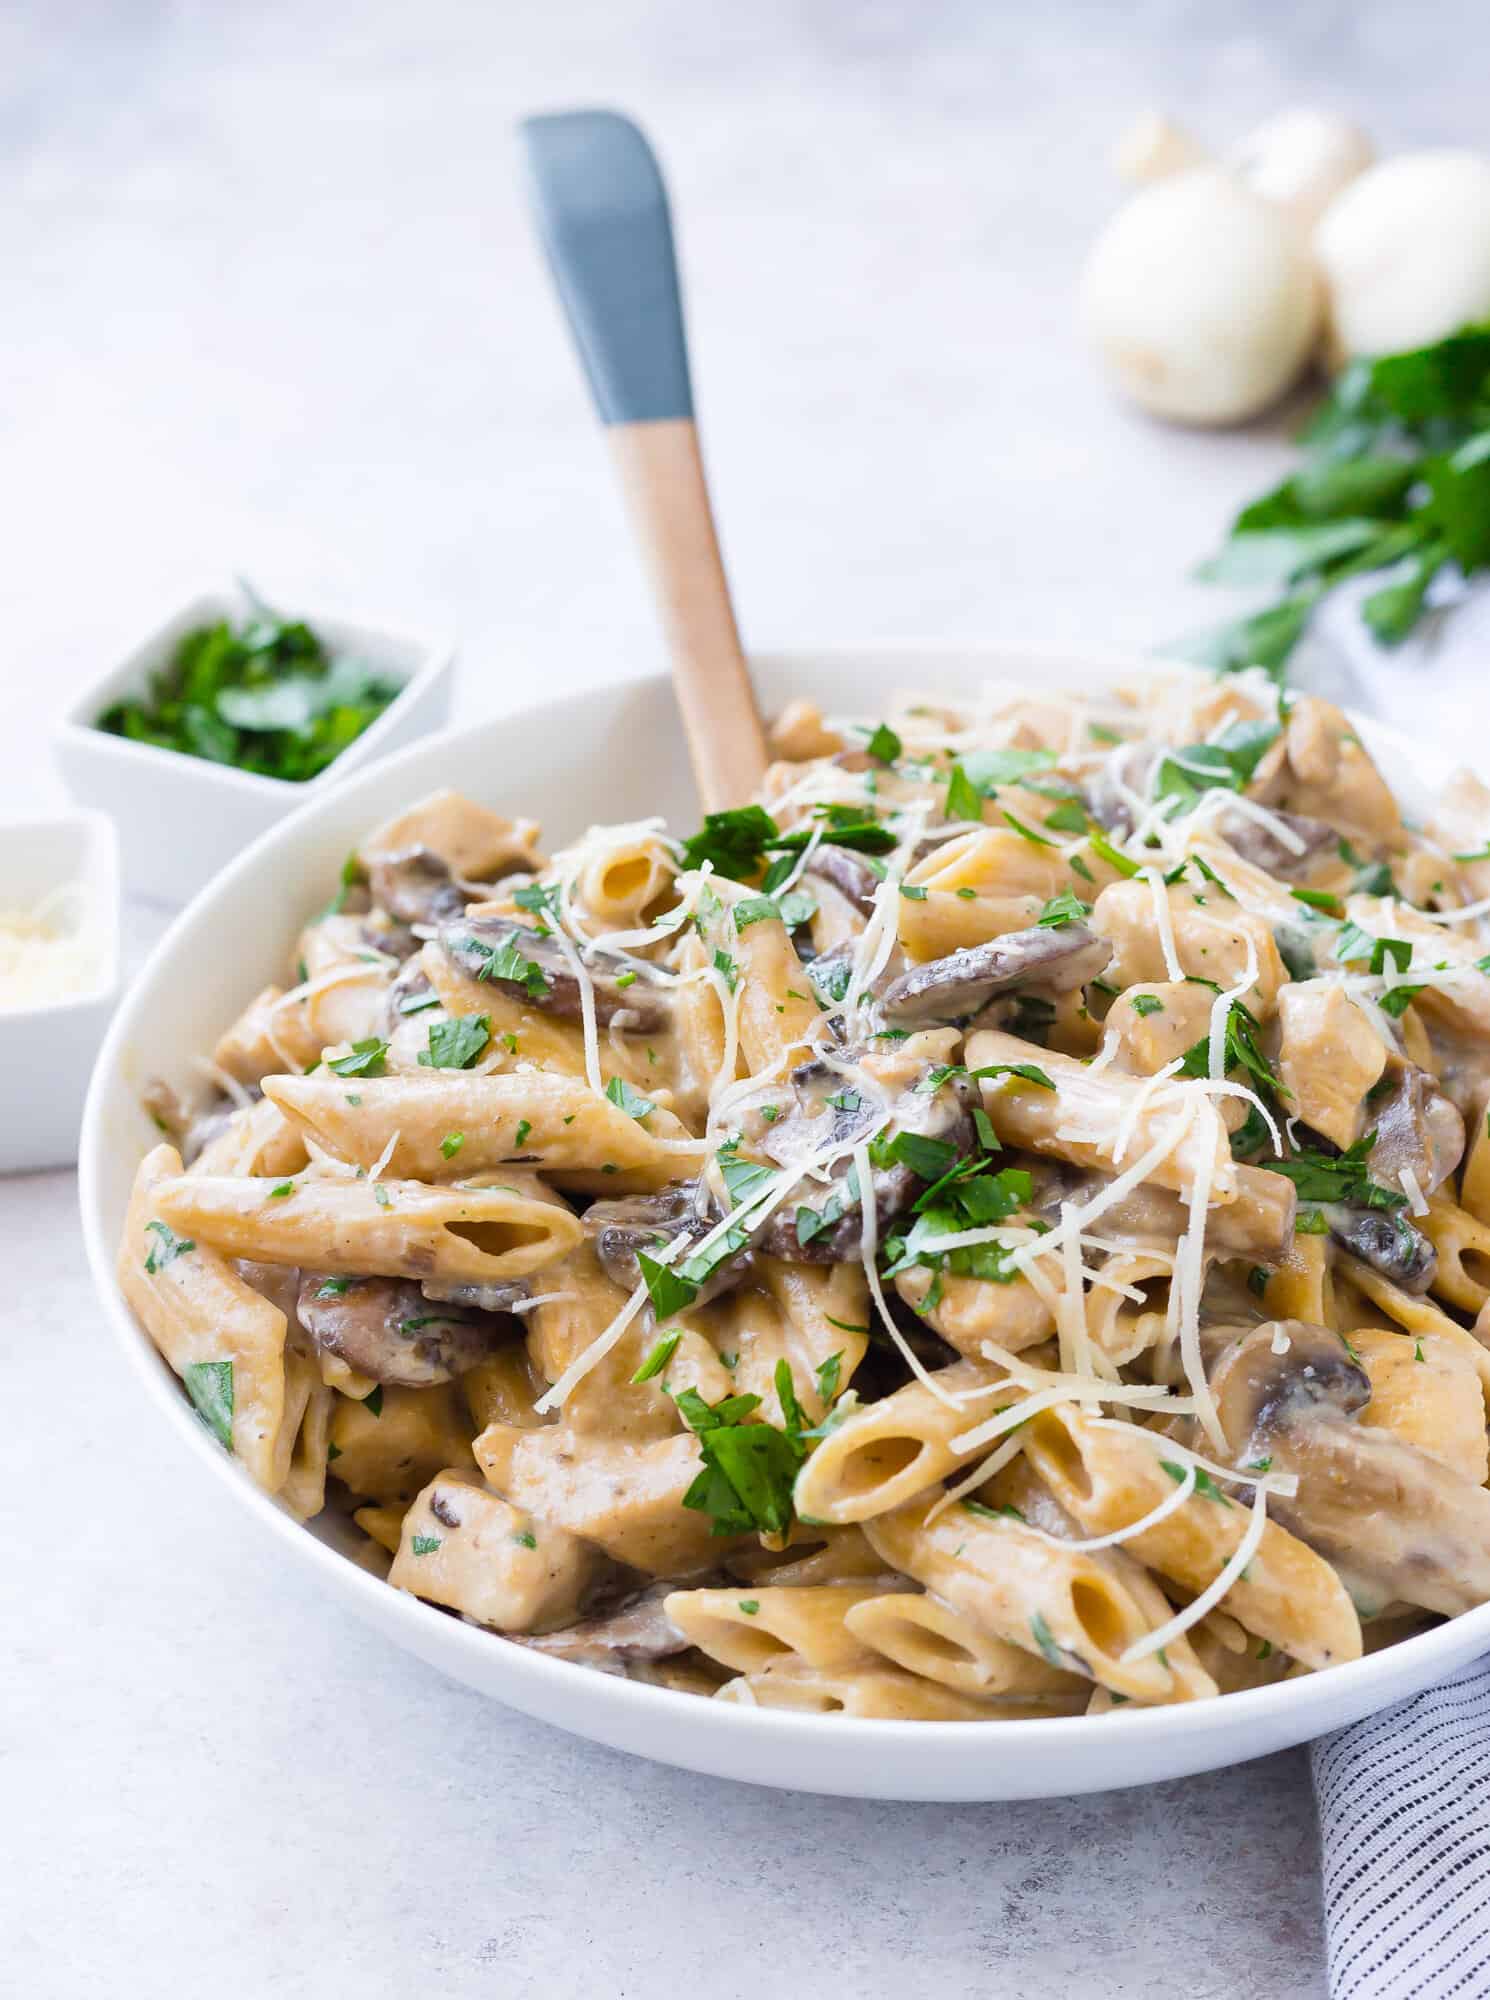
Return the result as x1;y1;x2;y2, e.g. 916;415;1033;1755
1276;981;1388;1151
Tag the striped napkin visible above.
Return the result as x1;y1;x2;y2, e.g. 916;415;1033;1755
1312;1656;1490;1998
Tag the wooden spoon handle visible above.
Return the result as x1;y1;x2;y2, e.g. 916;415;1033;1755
520;108;768;811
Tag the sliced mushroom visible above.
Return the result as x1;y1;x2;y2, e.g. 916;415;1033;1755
383;957;437;1034
510;1583;691;1671
753;1060;975;1261
910;826;975;864
440;915;670;1032
803;845;881;918
419;1275;534;1315
1212;1318;1372;1441
1211;1318;1490;1617
582;1182;751;1305
1215;805;1336;878
879;923;1112;1027
142;1077;246;1166
297;1273;509;1385
1367;1064;1466;1196
1324;1204;1437;1293
368;847;470;927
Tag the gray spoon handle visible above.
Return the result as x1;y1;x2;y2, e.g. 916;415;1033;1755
519;108;767;809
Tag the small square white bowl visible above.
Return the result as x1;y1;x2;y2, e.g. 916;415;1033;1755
53;591;455;905
0;808;120;1173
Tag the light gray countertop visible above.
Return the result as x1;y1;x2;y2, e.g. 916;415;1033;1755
5;2;1480;1991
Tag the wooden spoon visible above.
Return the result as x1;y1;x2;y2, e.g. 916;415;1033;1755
520;108;768;811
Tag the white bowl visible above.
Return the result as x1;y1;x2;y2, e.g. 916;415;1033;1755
2;807;120;1173
77;646;1489;1800
54;590;455;904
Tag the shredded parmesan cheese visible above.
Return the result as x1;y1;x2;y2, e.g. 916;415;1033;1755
0;885;103;1012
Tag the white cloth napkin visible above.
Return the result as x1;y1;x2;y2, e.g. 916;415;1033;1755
1312;1656;1490;1998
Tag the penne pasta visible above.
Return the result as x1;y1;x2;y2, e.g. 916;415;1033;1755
112;674;1490;1720
152;1168;582;1285
263;1070;706;1191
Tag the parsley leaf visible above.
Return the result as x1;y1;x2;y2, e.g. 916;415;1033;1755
679;804;780;879
945;762;985;823
1178;1002;1287;1107
679;1384;806;1536
631;1329;682;1383
1260;1130;1406;1210
865;721;902;763
455;931;552;999
604;1075;656;1122
1037;890;1092;928
182;1359;234;1448
329;1036;389;1078
1160;1460;1233;1506
419;1014;490;1070
143;1219;194;1274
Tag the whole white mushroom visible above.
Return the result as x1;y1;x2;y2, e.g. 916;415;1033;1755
1229;108;1374;228
1314;150;1490;364
1080;165;1320;425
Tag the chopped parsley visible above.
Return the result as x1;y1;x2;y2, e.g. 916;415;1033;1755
328;1036;389;1078
1037;890;1092;928
865;722;902;762
1178;1001;1287;1107
1131;993;1165;1018
410;1534;442;1556
1043;798;1089;835
419;1014;490;1069
631;1330;682;1383
1260;1130;1406;1211
182;1359;234;1447
363;1386;384;1417
1152;720;1279;810
513;1118;532;1149
678;1362;808;1536
1029;1611;1064;1668
1086;827;1140;878
1290;886;1343;915
143;1219;194;1273
678;804;779;878
880;1164;1033;1283
1160;1461;1233;1506
457;932;551;1000
440;1131;464;1160
604;1075;656;1122
512;1530;538;1550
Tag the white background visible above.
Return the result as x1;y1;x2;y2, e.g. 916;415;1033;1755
4;3;1482;1994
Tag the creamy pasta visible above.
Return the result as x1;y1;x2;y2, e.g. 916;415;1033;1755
120;666;1490;1718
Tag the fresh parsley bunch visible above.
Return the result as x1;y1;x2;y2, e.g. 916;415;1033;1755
98;587;403;781
1178;324;1490;681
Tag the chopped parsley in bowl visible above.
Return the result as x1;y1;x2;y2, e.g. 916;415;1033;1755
96;594;405;783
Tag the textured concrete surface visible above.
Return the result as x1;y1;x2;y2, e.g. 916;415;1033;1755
7;2;1483;1992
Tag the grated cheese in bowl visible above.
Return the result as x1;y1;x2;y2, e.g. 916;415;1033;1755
0;883;104;1013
